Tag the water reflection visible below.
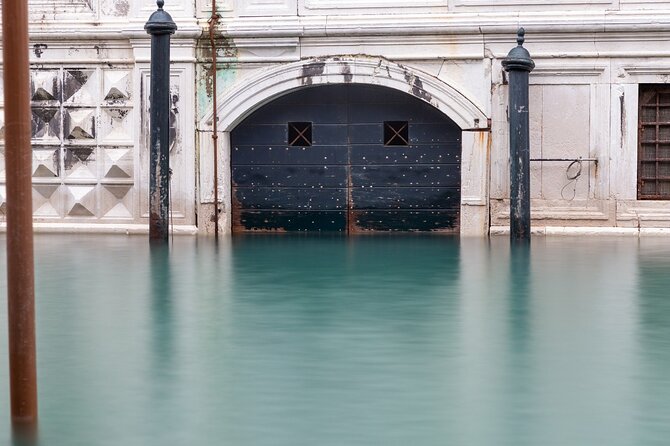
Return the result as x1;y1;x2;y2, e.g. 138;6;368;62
149;244;174;382
0;235;669;445
636;239;670;445
10;422;39;446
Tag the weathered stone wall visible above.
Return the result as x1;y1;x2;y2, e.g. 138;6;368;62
0;0;198;232
196;0;670;235
2;1;670;234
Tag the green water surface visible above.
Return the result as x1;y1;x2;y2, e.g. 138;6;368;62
1;234;669;445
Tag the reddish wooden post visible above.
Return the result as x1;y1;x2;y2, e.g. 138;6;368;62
2;0;39;428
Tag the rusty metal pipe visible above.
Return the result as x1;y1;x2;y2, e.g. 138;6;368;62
208;1;220;239
2;0;39;427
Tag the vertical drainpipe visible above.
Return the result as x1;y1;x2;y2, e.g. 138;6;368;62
208;1;221;238
145;1;177;242
2;0;39;431
502;28;535;243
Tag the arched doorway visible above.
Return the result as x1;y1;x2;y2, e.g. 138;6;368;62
230;84;461;233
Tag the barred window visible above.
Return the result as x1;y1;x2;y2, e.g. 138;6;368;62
288;122;312;147
638;85;670;199
384;121;409;146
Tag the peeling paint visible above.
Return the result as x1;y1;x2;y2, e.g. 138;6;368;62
301;61;326;86
107;108;129;122
169;90;180;153
64;147;94;170
196;65;238;122
33;44;48;58
341;63;353;83
196;26;239;122
620;92;626;151
100;0;130;16
402;69;433;103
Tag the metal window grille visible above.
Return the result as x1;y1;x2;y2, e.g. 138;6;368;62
384;121;409;146
638;85;670;199
288;122;312;147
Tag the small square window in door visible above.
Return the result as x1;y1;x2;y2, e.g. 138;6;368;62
288;122;312;146
384;121;409;146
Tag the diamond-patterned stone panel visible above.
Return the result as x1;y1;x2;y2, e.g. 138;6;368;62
103;70;132;103
101;147;135;180
169;76;180;153
101;184;133;219
64;147;97;180
32;147;60;178
64;108;96;141
33;184;62;218
0;185;6;215
31;107;61;143
31;70;61;105
102;147;133;180
100;108;132;143
63;69;98;105
65;184;96;217
0;146;5;181
0;108;4;143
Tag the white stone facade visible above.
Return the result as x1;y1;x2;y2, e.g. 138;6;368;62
1;0;670;235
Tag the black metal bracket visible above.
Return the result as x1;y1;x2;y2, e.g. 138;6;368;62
530;157;598;166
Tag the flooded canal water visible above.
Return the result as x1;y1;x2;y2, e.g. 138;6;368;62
1;234;670;445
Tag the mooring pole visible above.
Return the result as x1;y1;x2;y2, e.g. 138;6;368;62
502;28;535;243
2;0;39;428
145;1;177;242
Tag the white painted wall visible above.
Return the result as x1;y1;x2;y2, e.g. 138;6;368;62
1;1;670;234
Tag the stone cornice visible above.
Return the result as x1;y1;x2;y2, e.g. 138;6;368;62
0;20;201;42
218;10;670;38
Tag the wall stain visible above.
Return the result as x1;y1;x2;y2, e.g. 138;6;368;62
197;29;238;104
620;92;626;151
64;147;94;171
402;69;433;103
341;63;353;83
114;0;129;16
301;60;326;86
33;44;48;58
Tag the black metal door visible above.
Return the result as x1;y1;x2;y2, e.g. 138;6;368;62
231;84;461;233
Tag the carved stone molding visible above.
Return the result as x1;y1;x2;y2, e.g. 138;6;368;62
201;56;488;131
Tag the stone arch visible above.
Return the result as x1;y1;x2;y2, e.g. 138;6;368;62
200;56;488;131
198;56;491;236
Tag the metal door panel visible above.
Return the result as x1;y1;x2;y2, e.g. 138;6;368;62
235;187;347;210
235;210;347;232
233;145;349;165
230;124;288;145
231;84;462;233
408;123;461;143
350;165;460;187
348;123;384;144
351;210;460;232
310;124;348;145
232;166;348;188
243;104;348;125
352;187;460;210
349;144;460;165
347;101;448;123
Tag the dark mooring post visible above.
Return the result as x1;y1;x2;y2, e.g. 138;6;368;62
2;0;39;429
145;1;177;242
502;28;535;243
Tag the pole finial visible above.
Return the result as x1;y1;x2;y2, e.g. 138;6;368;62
517;27;525;46
157;0;164;9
